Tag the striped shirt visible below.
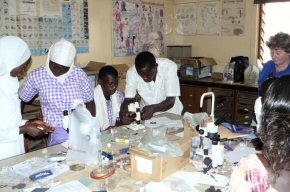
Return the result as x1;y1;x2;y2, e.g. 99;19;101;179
106;91;125;126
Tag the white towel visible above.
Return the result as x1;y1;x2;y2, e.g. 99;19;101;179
94;85;121;131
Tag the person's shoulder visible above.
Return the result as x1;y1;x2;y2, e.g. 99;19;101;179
28;66;46;77
127;65;137;74
157;58;177;67
72;66;87;76
263;60;275;68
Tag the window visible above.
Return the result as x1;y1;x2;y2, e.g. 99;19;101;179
258;2;290;63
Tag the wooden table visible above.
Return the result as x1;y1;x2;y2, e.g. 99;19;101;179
0;114;238;192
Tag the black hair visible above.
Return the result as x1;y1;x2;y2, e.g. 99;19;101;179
135;51;156;70
260;76;277;102
259;75;290;182
98;65;118;80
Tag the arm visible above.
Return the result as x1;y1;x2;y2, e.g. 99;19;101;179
19;120;54;137
119;67;138;124
119;98;136;125
79;68;96;116
85;100;96;117
141;97;175;120
19;72;38;103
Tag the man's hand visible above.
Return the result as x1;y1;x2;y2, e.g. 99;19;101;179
21;120;54;137
141;105;155;120
205;186;222;192
120;112;136;125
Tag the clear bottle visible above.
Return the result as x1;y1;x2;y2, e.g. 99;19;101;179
63;110;69;133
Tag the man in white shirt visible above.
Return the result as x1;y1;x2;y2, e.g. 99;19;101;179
120;51;183;123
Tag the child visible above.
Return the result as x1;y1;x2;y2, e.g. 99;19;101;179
94;65;125;131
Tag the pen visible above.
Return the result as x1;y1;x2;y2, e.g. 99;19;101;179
37;126;44;130
115;138;129;143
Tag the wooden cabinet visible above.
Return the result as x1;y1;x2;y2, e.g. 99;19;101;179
180;84;208;113
180;80;258;125
211;88;235;123
235;91;257;125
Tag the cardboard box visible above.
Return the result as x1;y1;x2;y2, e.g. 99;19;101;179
179;57;217;80
130;135;190;181
83;61;129;92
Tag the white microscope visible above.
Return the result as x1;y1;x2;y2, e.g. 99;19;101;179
196;92;224;172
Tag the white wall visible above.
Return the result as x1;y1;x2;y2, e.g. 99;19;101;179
26;0;260;75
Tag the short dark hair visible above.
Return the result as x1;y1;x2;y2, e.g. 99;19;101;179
98;65;118;80
266;32;290;53
135;51;156;70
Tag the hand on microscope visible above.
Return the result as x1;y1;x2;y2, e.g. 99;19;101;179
120;111;136;125
140;105;154;120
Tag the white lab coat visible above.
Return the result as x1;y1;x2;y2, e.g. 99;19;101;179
0;36;31;160
125;58;183;115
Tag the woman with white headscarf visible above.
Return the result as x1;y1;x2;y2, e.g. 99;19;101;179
19;39;95;146
0;36;53;160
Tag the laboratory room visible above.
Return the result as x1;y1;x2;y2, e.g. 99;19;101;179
1;0;290;191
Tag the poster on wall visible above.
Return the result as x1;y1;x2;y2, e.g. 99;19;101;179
222;0;245;36
175;3;197;35
113;0;164;57
0;0;89;56
197;1;220;35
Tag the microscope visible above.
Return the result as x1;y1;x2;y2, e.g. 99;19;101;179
196;92;224;173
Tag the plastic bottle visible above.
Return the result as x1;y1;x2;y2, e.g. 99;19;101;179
63;110;69;132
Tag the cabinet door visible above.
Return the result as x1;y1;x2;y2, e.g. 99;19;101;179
235;91;257;125
180;84;208;114
211;88;235;123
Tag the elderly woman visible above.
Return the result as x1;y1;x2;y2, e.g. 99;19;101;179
19;39;95;146
258;32;290;92
0;36;53;160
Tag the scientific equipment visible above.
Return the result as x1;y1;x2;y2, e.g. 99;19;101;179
128;101;141;124
196;92;225;172
63;110;69;132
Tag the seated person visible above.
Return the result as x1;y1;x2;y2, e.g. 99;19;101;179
19;39;95;146
94;65;125;131
120;51;183;123
258;32;290;93
230;75;290;192
0;36;53;160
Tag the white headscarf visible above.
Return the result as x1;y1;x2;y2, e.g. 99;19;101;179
45;39;76;83
0;36;31;94
0;36;30;160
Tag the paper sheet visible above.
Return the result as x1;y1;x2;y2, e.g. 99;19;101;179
144;171;200;192
225;146;258;164
145;117;183;129
47;180;91;192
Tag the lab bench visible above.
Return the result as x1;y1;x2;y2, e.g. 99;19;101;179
180;78;258;125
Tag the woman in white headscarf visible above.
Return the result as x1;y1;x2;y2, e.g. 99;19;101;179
19;39;95;146
0;36;53;160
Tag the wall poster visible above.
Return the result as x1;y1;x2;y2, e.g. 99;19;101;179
222;0;245;36
113;0;164;57
175;3;197;35
0;0;89;56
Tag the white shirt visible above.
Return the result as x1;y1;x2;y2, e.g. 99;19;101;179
0;87;25;160
125;58;183;115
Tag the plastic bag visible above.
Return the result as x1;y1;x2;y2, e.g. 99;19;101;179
138;125;183;157
66;106;102;166
183;112;209;130
244;64;259;85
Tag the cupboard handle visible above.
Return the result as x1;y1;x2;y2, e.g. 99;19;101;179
188;104;192;107
189;94;193;97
